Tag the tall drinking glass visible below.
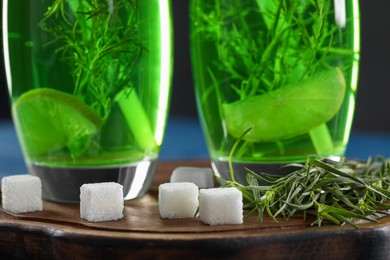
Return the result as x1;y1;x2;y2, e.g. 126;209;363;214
3;0;173;202
190;0;360;183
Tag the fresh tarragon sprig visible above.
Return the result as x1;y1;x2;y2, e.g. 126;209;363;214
220;155;390;228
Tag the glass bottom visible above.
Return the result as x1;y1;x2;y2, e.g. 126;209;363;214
212;156;343;185
211;159;303;185
28;159;158;203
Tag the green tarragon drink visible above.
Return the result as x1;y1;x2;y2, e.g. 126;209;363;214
3;0;173;202
190;0;360;182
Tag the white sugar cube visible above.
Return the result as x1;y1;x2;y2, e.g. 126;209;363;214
1;175;42;213
80;182;124;222
158;182;199;219
170;167;214;188
199;187;243;225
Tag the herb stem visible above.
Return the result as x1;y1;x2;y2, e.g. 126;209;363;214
115;89;156;151
309;124;334;155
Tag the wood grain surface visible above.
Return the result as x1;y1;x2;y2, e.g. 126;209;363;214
0;160;389;259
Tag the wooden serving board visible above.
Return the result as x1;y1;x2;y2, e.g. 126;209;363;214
0;160;389;259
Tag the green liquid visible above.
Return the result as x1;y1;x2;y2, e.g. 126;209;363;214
4;0;172;167
190;0;360;164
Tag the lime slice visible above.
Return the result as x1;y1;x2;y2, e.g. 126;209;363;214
223;68;346;142
14;88;103;157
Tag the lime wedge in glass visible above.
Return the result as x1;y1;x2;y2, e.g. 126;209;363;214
223;68;346;142
14;88;103;157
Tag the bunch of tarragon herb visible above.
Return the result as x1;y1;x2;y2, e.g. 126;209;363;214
221;155;390;228
40;0;142;121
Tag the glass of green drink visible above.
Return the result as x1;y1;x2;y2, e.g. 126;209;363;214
2;0;173;202
190;0;360;183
